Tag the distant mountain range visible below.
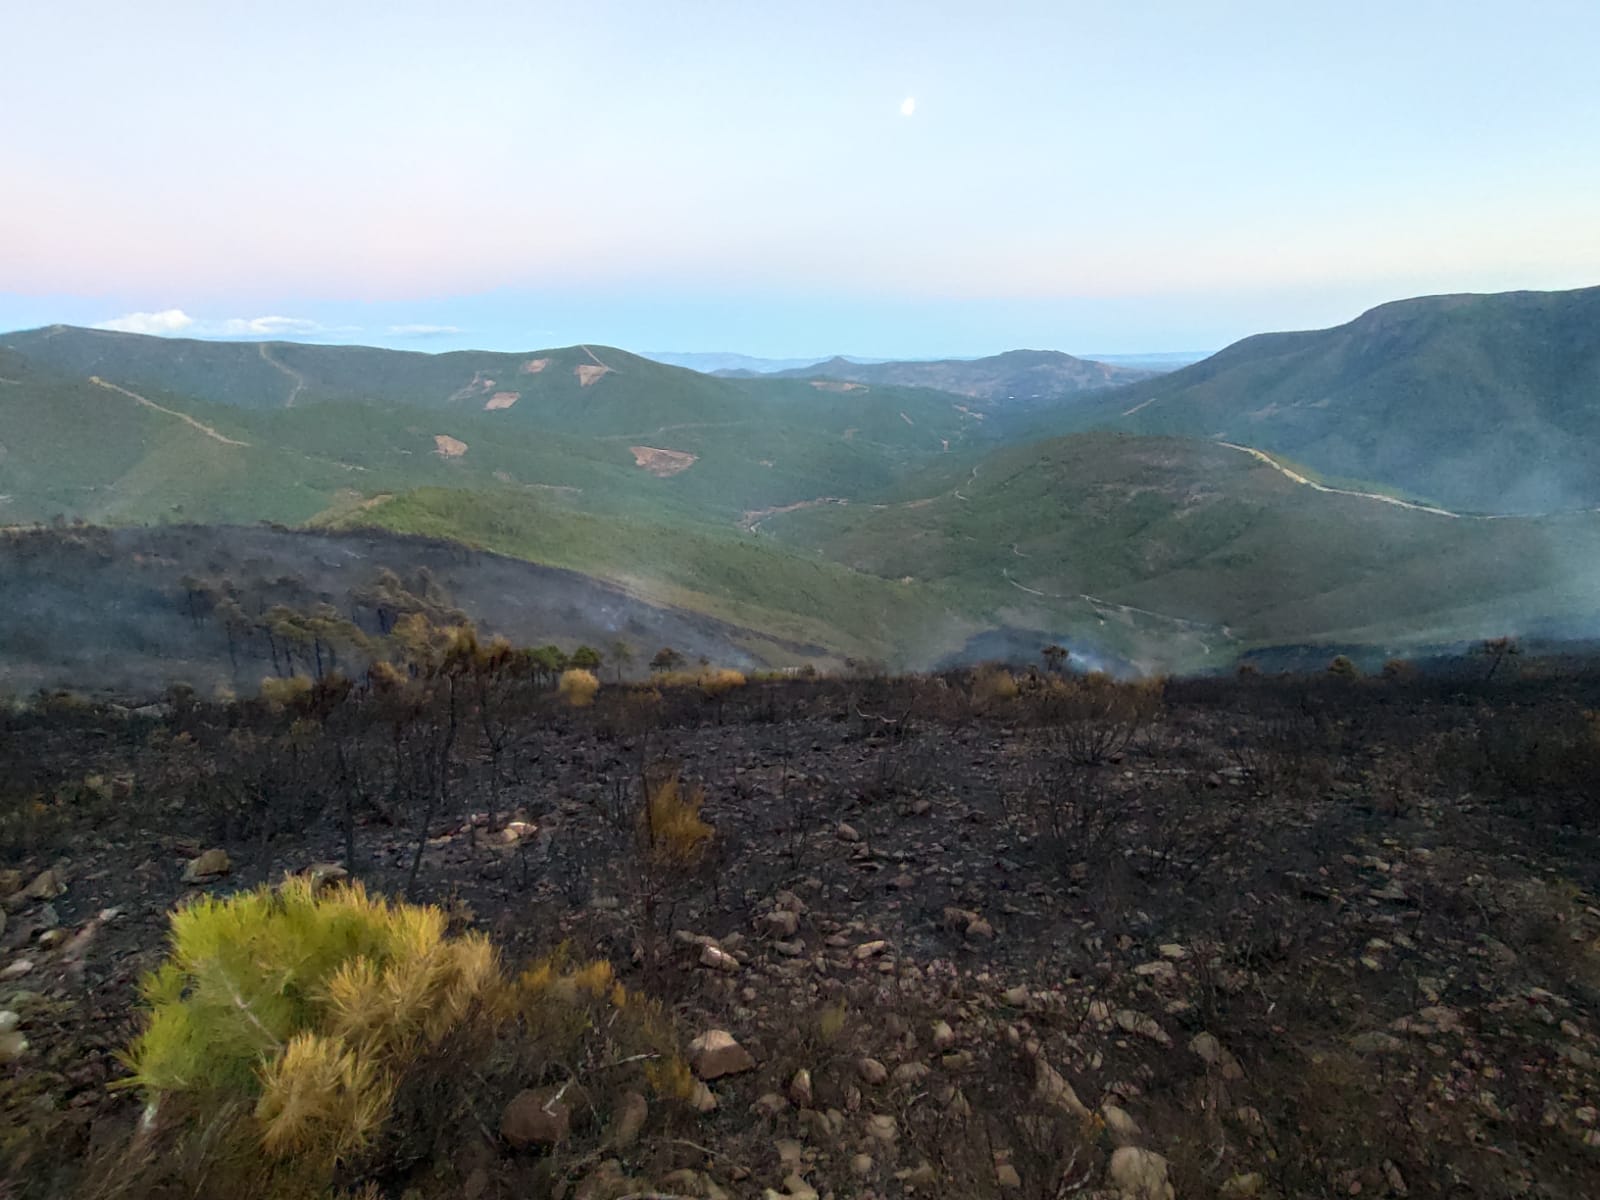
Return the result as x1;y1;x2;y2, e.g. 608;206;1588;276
645;349;1208;376
720;348;1159;408
639;351;862;374
1092;286;1600;514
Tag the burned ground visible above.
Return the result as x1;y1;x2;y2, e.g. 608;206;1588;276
3;668;1600;1199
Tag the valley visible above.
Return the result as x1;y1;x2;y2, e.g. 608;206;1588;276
4;287;1599;686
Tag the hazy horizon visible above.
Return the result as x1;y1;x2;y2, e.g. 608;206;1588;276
5;0;1598;357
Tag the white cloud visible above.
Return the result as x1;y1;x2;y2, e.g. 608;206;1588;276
94;308;196;335
89;310;359;341
217;315;325;337
387;323;464;337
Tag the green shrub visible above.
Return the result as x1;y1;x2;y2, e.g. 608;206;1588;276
98;878;690;1198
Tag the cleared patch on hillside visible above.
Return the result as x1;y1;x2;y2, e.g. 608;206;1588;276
434;434;468;458
484;391;520;411
629;446;697;476
810;379;866;393
520;358;551;374
576;364;612;387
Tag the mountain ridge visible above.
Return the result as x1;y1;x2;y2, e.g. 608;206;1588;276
722;347;1158;406
1085;285;1600;513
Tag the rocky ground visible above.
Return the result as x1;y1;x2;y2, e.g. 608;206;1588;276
3;673;1600;1198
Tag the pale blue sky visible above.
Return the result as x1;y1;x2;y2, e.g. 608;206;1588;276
3;0;1597;356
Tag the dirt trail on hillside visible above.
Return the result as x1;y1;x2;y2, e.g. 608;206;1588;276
1001;568;1229;632
89;377;250;447
1220;440;1600;521
258;344;307;407
1217;442;1464;517
741;496;849;533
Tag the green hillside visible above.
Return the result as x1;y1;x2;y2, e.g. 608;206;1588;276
1076;286;1600;514
5;309;1599;674
759;432;1600;665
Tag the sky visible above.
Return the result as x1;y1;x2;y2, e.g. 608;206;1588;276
3;0;1598;358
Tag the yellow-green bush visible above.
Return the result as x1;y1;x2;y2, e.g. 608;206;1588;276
122;879;496;1149
970;665;1020;708
643;772;715;869
102;879;690;1198
259;675;314;708
557;667;600;707
698;667;747;697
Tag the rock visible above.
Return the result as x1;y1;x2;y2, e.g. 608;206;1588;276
37;929;68;950
1107;1146;1175;1200
893;1061;930;1086
942;906;977;929
798;1107;845;1142
689;1029;756;1079
765;909;800;938
850;1153;875;1176
575;1160;650;1200
0;1011;15;1033
1;959;34;982
1114;1009;1172;1046
899;1162;937;1188
864;1113;898;1142
17;868;66;903
689;1080;718;1112
37;903;60;930
1001;985;1031;1008
753;1092;788;1118
967;917;996;940
1158;943;1187;960
764;1174;818;1200
612;1090;647;1149
0;1030;27;1064
853;940;889;960
181;849;231;884
931;1019;956;1050
301;862;349;892
775;1138;804;1168
837;822;862;843
1102;1103;1142;1145
1133;961;1177;982
858;1057;888;1085
500;1087;572;1148
1189;1031;1245;1080
699;944;741;973
1219;1173;1264;1198
1036;1060;1090;1119
788;1068;814;1107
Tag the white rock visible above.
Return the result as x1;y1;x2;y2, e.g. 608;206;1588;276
1107;1146;1175;1200
689;1029;756;1079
